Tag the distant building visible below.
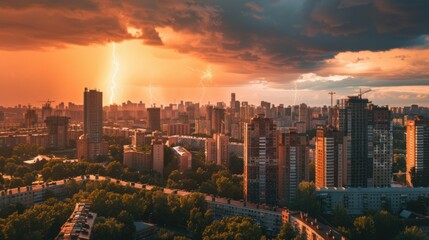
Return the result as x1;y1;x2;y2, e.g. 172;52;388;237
212;108;225;134
24;109;38;128
77;88;108;162
55;203;97;240
244;114;278;205
152;131;164;176
45;116;69;149
123;145;151;171
166;123;190;136
147;107;161;132
172;146;192;172
406;117;429;186
205;134;229;167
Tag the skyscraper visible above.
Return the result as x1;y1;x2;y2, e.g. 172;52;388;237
45;116;69;149
212;107;225;134
369;105;393;187
244;114;278;205
315;126;346;188
278;128;308;205
77;88;108;162
147;107;161;132
406;117;429;187
151;131;164;176
338;96;370;187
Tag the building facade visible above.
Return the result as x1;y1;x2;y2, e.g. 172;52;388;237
244;114;278;205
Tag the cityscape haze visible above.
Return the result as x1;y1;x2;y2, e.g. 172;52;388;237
1;1;429;240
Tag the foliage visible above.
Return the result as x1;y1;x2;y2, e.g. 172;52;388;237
202;216;263;240
295;182;321;215
394;226;429;240
352;216;376;240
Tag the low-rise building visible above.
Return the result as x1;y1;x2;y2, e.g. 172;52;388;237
55;202;97;240
317;187;429;215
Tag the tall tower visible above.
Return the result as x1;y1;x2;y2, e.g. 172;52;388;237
212;107;225;134
338;96;370;187
406;117;429;187
84;88;103;143
151;131;164;177
278;128;308;205
315;126;346;188
369;105;393;187
230;93;236;110
147;107;161;132
77;88;107;162
244;114;278;205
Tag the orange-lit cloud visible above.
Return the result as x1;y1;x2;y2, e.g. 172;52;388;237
0;0;429;106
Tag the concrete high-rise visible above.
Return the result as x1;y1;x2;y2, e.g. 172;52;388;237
151;131;164;176
147;107;161;132
278;128;308;205
205;134;229;167
369;105;393;187
77;88;108;162
45;116;69;149
244;114;278;205
25;109;38;128
315;126;346;188
406;117;429;187
338;96;370;187
212;108;225;134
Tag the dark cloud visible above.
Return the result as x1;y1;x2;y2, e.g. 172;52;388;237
1;0;429;78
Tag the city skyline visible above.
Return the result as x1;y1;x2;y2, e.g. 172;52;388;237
1;1;429;107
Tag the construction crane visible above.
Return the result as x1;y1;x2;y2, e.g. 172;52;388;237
358;89;371;99
328;91;336;108
38;99;56;108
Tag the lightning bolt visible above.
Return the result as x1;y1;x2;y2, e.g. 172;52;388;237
293;80;298;105
109;42;120;105
188;66;213;104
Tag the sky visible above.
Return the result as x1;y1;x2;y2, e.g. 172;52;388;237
0;0;429;107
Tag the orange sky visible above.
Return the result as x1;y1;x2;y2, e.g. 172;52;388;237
0;1;429;107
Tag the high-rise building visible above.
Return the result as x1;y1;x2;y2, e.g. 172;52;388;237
212;108;225;134
205;133;229;167
278;128;308;205
315;126;346;188
244;114;278;205
24;109;38;128
369;105;393;187
45;116;69;149
338;96;370;187
406;117;429;187
152;131;164;176
41;103;52;122
230;93;236;110
77;88;108;162
147;107;161;132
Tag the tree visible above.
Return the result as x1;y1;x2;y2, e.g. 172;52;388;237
332;206;352;228
203;216;262;240
92;217;124;240
352;216;376;240
295;182;321;215
277;222;298;240
106;161;123;178
394;226;429;240
373;210;405;240
187;208;213;239
229;153;243;174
